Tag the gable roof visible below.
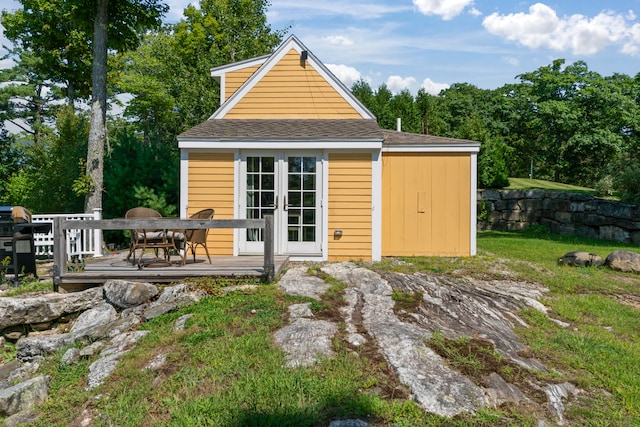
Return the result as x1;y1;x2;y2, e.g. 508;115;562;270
209;35;375;120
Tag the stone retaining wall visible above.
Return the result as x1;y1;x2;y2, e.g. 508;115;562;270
478;189;640;244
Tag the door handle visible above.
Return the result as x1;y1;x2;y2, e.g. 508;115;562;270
284;195;289;211
270;196;278;210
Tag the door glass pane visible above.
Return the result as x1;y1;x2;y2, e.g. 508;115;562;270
289;157;302;173
246;156;275;242
303;174;315;190
303;157;316;173
303;192;315;207
288;174;301;191
287;156;317;243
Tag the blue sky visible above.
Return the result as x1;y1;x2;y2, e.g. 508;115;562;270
2;0;640;95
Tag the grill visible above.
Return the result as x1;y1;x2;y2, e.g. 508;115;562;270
0;206;52;283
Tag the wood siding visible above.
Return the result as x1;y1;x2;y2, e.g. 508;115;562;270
187;153;235;256
328;153;372;260
225;65;261;101
226;49;362;119
382;153;471;256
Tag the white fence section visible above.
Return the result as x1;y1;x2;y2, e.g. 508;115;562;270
32;208;103;261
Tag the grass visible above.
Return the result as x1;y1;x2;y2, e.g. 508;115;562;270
2;229;640;425
506;177;596;194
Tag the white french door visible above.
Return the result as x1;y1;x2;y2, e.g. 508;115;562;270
239;152;323;257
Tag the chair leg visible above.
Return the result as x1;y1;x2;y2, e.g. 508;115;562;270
203;244;212;264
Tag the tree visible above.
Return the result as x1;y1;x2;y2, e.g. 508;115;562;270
82;0;168;213
0;51;58;145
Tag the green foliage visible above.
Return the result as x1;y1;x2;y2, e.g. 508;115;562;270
478;137;510;188
103;123;179;219
132;185;176;217
2;107;87;212
614;160;640;204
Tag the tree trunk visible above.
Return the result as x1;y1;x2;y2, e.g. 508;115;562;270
85;0;109;213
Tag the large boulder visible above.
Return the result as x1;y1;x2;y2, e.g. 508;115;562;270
557;251;604;267
71;303;117;334
0;287;104;330
605;250;640;273
0;375;50;416
103;280;158;310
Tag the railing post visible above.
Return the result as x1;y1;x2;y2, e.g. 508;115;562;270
263;215;275;282
52;217;67;292
92;208;103;257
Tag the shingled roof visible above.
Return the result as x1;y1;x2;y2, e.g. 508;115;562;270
178;119;383;140
381;129;479;146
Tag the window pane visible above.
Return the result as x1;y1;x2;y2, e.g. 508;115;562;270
303;192;315;207
247;174;259;190
261;192;274;207
247;208;259;219
261;174;274;190
247;192;258;207
288;157;301;173
288;192;301;207
303;226;315;242
303;157;316;173
302;174;315;190
288;174;301;191
262;157;274;172
247;157;259;172
288;209;301;225
288;227;299;242
303;209;315;225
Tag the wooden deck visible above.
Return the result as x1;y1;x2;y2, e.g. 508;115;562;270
56;252;289;293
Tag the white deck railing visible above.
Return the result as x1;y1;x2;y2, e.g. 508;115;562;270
32;208;103;260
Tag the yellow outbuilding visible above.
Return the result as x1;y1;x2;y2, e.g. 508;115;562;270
178;35;479;261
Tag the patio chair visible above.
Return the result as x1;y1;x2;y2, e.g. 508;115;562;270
174;208;215;266
125;207;173;265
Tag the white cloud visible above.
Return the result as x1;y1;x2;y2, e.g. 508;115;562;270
326;64;364;88
469;7;482;17
386;75;417;93
412;0;475;21
483;3;638;55
324;35;354;46
503;56;519;66
421;77;449;95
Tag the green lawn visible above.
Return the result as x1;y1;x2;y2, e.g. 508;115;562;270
506;177;595;194
3;229;640;426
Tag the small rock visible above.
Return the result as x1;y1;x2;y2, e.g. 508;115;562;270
277;266;330;299
288;303;314;319
144;354;167;371
60;348;81;366
484;372;529;406
545;382;580;425
86;353;122;390
80;341;107;358
142;302;180;321
30;321;52;331
155;283;206;306
0;336;5;346
329;420;370;427
172;314;193;332
100;331;149;358
4;331;23;341
605;250;640;273
557;251;604;267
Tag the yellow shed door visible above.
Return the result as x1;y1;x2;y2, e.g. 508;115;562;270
382;153;471;256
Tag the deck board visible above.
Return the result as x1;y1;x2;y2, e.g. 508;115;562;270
57;253;289;292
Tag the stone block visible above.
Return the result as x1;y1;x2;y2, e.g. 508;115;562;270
554;211;573;224
599;226;630;243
